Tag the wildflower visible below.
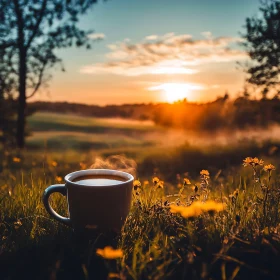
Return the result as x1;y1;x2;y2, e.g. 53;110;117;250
96;246;123;259
243;157;264;167
263;164;276;172
157;180;164;189
170;200;225;218
243;157;253;167
143;180;149;185
51;161;58;167
133;180;141;190
13;157;21;163
200;170;210;178
183;178;191;185
153;177;160;185
55;176;63;182
253;157;264;166
201;200;225;212
171;203;203;217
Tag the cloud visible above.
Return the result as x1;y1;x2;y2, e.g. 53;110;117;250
80;32;247;76
145;35;159;41
87;33;106;40
201;31;213;40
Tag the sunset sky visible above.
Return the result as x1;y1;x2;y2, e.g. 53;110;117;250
31;0;260;105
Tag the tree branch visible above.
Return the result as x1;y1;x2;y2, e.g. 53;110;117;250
25;0;48;51
26;61;47;99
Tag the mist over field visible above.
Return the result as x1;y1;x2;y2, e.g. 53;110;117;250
27;112;280;151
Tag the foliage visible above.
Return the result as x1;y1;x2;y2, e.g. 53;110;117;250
29;95;280;132
243;0;280;97
0;0;100;148
0;45;17;147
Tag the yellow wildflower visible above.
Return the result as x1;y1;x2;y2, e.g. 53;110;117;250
153;177;160;185
133;180;141;190
170;200;225;218
96;246;123;259
243;157;252;167
13;157;21;163
157;180;164;189
183;178;191;185
51;161;58;167
200;170;210;178
253;157;264;166
263;164;276;172
170;203;203;217
55;176;63;182
200;200;225;212
243;157;264;167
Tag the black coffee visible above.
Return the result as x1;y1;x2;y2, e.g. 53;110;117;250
73;175;127;186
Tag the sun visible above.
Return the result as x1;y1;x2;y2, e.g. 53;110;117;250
148;83;199;103
162;84;191;103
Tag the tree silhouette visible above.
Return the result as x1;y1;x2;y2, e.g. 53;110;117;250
0;38;17;147
0;0;99;148
243;0;280;97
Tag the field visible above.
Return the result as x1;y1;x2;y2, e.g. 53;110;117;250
1;112;280;279
25;112;280;181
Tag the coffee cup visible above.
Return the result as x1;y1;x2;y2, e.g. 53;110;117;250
42;169;134;231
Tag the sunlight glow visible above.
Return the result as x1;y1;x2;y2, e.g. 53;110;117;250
148;83;204;103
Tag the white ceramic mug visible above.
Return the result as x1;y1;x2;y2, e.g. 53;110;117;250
42;169;134;231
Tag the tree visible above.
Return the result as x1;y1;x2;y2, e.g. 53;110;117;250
243;0;280;97
0;36;17;147
0;0;100;148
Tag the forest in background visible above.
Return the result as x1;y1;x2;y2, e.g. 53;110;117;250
29;93;280;132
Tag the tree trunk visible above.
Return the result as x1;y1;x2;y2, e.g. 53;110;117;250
15;3;26;149
16;49;26;149
14;0;26;149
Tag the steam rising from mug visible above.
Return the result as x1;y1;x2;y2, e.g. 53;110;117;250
90;155;137;178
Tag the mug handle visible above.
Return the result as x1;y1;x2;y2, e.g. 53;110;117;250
42;184;71;226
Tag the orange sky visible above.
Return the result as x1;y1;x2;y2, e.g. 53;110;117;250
30;0;259;105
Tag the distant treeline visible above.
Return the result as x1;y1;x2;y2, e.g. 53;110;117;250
29;96;280;131
29;101;156;120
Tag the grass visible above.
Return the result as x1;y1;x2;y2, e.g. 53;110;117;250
1;151;280;279
2;112;280;279
26;112;163;157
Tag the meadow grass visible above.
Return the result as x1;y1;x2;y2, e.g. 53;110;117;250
1;113;280;279
1;151;280;279
26;112;162;154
